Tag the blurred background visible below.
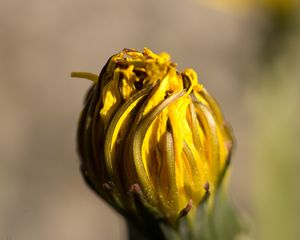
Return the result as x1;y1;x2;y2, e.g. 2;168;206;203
0;0;299;239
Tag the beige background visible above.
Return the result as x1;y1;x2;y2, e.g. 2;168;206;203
1;0;299;239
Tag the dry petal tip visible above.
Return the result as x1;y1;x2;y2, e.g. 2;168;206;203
201;182;211;203
123;48;137;53
129;183;142;195
102;182;112;191
179;199;193;218
204;181;210;193
226;140;233;151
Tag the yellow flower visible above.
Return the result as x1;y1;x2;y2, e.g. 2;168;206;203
73;48;233;225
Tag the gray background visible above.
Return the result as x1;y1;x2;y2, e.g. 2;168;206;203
1;0;299;239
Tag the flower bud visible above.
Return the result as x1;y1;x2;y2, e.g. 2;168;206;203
73;48;233;225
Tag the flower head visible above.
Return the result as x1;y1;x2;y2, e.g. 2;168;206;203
73;48;233;224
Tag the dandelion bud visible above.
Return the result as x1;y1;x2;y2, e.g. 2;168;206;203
73;48;233;226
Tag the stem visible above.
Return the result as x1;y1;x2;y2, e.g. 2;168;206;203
127;220;168;240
